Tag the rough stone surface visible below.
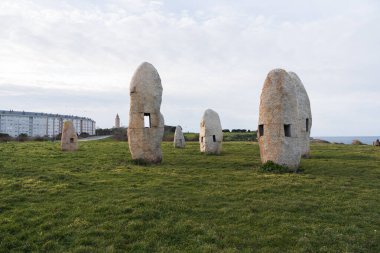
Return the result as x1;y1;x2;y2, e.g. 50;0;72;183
199;109;223;154
258;69;301;168
127;62;164;163
289;72;312;158
61;121;78;151
174;125;185;148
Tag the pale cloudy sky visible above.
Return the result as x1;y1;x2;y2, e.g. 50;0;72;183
0;0;379;136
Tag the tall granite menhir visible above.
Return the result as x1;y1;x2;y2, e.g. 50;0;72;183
128;62;165;163
200;109;223;154
61;121;78;151
258;69;301;168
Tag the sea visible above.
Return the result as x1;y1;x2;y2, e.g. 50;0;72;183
313;136;380;145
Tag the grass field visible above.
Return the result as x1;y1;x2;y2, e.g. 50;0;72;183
0;140;379;252
163;131;256;142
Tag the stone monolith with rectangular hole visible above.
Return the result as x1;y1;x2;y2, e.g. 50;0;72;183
61;121;78;151
257;69;301;168
127;62;164;163
199;109;223;154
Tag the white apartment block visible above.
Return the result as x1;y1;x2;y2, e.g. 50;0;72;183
0;110;96;137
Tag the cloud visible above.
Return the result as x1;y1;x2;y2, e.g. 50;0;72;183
0;0;379;135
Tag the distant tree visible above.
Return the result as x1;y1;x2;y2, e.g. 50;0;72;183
112;127;128;141
55;133;62;141
96;128;113;136
231;129;247;133
222;129;230;132
33;135;48;142
79;132;90;138
164;125;176;133
0;133;12;142
18;133;29;142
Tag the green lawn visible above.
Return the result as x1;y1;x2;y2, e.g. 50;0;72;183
0;140;379;252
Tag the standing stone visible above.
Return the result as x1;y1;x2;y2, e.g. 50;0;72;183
174;125;185;148
257;69;301;168
127;62;164;163
61;121;78;151
199;109;223;154
289;72;312;158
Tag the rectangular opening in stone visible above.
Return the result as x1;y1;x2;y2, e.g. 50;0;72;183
284;124;291;137
201;137;204;143
213;135;216;142
70;138;74;143
258;124;264;136
144;113;151;128
306;118;309;132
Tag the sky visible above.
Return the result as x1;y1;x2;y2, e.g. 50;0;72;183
0;0;379;136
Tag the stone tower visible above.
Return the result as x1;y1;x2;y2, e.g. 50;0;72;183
115;114;120;128
127;62;164;163
289;72;312;158
61;121;78;151
258;69;301;168
199;109;223;154
174;125;185;148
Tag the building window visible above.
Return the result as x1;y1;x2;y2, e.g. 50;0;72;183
284;124;291;137
144;113;151;128
213;135;216;142
306;118;309;132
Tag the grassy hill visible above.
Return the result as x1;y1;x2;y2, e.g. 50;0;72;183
0;140;379;252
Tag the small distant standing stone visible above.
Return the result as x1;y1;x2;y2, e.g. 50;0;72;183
199;109;223;154
174;125;185;148
373;139;380;146
61;121;78;151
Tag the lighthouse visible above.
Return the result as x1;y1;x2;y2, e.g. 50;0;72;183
115;114;120;128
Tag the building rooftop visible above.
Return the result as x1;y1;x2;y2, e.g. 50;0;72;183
0;110;95;121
